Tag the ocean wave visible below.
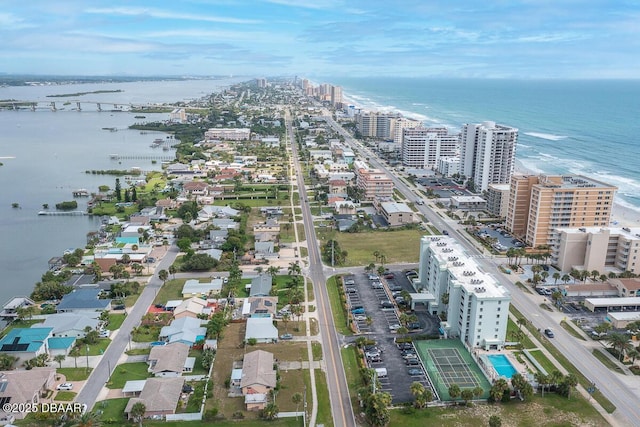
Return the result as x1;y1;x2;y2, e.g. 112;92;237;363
524;132;568;141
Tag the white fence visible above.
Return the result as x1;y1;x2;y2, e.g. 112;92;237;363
166;413;202;421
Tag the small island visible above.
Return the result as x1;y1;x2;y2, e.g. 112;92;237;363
47;89;123;98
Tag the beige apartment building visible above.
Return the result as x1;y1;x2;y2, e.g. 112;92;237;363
552;226;640;275
355;165;394;201
506;175;616;248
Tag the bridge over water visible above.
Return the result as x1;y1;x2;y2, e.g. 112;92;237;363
0;100;156;112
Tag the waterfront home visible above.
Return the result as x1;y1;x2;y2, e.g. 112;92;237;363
125;377;185;420
244;317;278;344
0;328;52;364
0;368;56;421
147;342;192;377
240;350;276;410
35;313;99;338
0;297;35;321
56;288;112;318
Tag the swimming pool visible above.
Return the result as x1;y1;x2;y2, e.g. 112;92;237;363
487;354;517;379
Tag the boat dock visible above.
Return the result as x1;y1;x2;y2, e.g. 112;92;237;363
38;211;87;216
72;189;90;197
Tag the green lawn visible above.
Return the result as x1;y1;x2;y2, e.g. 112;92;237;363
341;346;362;409
312;342;323;361
81;338;111;355
325;229;425;266
314;370;333;427
54;391;76;401
107;362;151;389
389;392;608;426
57;367;92;381
592;349;625;373
153;278;188;305
187;349;210;376
132;324;161;342
326;276;352;336
96;398;129;424
527;349;557;375
560;320;586;341
106;313;126;331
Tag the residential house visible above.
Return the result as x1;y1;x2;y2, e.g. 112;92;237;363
0;368;56;420
147;342;192;377
197;205;240;221
0;328;52;364
125;377;185;420
159;317;206;346
208;229;229;248
0;297;35;321
254;242;278;260
329;179;348;195
198;248;223;261
244;317;278;343
56;288;112;318
241;297;278;318
35;313;99;338
240;350;277;410
182;279;223;298
183;181;209;198
173;298;209;320
249;275;273;297
47;337;76;357
253;220;280;241
156;198;178;210
211;218;239;231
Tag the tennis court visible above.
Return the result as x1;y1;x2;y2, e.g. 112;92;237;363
415;339;491;400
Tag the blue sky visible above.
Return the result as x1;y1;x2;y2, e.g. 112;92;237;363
2;0;639;78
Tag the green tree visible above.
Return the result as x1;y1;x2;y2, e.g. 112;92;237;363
448;384;461;403
460;388;474;405
158;269;169;284
291;392;303;419
168;264;177;279
69;346;81;368
114;178;122;202
488;415;502;427
54;354;66;369
261;402;279;420
607;332;632;361
288;261;301;276
489;378;509;403
130;402;146;427
364;391;392;426
0;354;17;370
410;381;428;409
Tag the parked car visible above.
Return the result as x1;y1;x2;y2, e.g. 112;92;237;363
344;279;355;285
371;281;383;289
383;273;395;279
351;307;365;314
112;304;125;310
345;287;357;294
279;333;293;340
353;314;367;321
389;323;402;331
408;368;423;376
407;322;421;330
368;355;382;363
99;330;110;338
380;301;394;309
56;383;73;391
365;350;381;358
405;358;420;365
397;343;413;350
389;284;403;292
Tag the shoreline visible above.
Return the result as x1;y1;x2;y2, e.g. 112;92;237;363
337;84;640;229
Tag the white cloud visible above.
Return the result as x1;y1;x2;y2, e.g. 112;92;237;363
84;7;260;24
0;12;35;30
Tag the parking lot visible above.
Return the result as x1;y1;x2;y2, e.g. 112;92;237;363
341;270;440;403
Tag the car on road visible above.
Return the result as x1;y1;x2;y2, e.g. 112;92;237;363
56;383;73;391
279;333;293;340
408;368;423;376
544;328;555;338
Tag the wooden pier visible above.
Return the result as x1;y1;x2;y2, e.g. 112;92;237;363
109;154;174;161
38;211;87;216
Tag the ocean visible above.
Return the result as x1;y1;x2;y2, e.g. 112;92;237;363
0;77;244;304
326;77;640;212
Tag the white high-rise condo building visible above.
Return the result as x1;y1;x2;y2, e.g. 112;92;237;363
416;236;511;350
401;127;459;169
460;122;518;192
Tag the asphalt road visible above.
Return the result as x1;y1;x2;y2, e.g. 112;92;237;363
288;113;357;427
324;113;639;426
75;247;179;410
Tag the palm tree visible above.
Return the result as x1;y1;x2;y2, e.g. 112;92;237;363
168;264;177;279
71;410;102;427
607;332;631;361
158;269;169;284
54;354;66;369
69;347;81;368
591;270;600;281
121;253;131;265
448;384;461;403
561;274;571;285
373;250;380;263
132;263;144;276
267;265;279;279
460;388;474;405
130;402;146;427
563;373;578;399
517;317;528;332
534;372;549;396
600;274;608;282
291;392;303;420
553;272;561;285
288;261;301;276
261;402;279;420
0;354;17;370
282;312;291;332
410;381;427;408
548;370;563;389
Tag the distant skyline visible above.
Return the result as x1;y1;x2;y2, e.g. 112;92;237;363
2;1;639;79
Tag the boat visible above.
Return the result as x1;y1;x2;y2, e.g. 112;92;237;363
152;138;164;145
